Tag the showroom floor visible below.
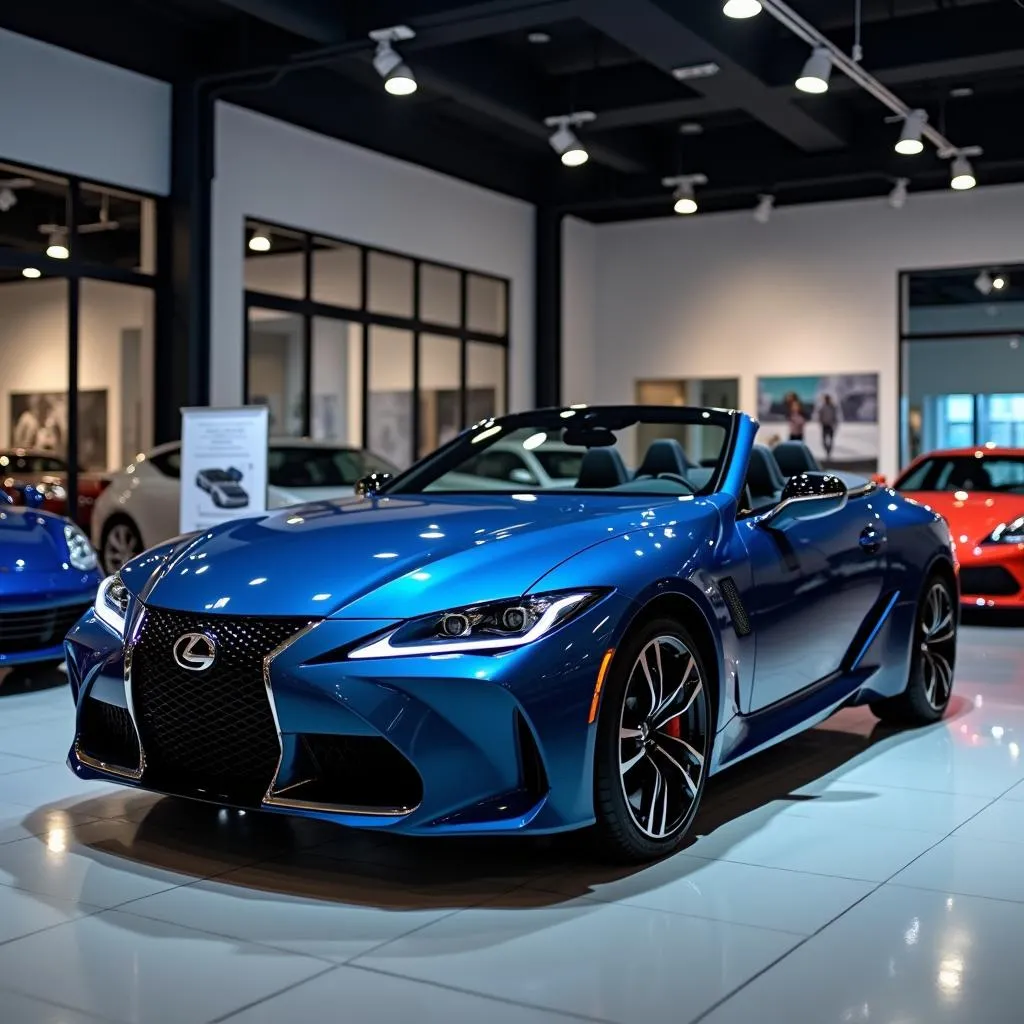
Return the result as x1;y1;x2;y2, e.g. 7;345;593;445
0;624;1022;1024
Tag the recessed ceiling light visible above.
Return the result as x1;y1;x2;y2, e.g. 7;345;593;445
527;31;551;44
950;86;974;98
672;62;720;81
679;122;704;135
21;267;41;279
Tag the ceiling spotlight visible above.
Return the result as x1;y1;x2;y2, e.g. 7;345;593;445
370;26;417;96
723;0;762;18
21;267;41;279
888;178;909;209
993;275;1007;290
545;112;595;167
975;271;993;296
663;174;707;215
796;47;832;94
950;154;976;190
248;227;271;252
46;231;69;259
754;194;774;224
0;187;16;212
527;31;551;44
679;122;704;135
895;110;927;155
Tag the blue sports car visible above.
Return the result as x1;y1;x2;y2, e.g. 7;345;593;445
65;406;958;861
1;487;101;669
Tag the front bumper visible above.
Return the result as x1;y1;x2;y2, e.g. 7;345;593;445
0;574;99;667
65;592;628;835
957;543;1024;609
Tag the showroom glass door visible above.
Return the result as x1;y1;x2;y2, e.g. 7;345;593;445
900;265;1024;468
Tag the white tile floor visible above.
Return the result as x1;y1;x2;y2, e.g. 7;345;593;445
1;623;1023;1024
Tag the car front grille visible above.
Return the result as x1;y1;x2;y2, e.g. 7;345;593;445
130;609;311;804
959;566;1020;597
0;602;89;655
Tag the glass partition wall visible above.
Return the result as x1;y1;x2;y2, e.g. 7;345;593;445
243;221;510;471
0;159;158;525
899;265;1024;467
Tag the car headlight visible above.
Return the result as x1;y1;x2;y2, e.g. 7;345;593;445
64;523;97;571
94;573;130;636
985;516;1024;544
348;590;603;659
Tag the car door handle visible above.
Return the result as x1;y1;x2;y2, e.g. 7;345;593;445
859;526;886;554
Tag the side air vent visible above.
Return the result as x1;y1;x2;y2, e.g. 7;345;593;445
718;576;752;636
515;711;549;799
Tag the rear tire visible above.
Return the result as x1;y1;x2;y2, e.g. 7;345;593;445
100;516;143;575
871;573;957;726
593;617;712;863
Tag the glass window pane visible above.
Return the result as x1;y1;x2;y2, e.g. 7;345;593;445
0;161;69;260
419;264;461;326
80;281;155;472
247;308;306;437
367;326;413;468
368;251;414;317
244;222;305;300
945;395;973;421
466;342;506;422
311;317;362;446
312;238;361;308
78;184;156;273
467;274;507;335
418;334;461;457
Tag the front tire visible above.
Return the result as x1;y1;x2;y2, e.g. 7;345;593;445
593;617;712;862
871;573;957;726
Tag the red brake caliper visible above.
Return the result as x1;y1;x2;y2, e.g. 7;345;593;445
663;716;681;740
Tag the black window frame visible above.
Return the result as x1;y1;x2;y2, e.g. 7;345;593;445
0;156;163;520
242;218;511;461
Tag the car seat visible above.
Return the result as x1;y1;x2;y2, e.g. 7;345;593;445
575;447;630;489
946;462;993;491
634;438;695;481
745;445;787;510
773;441;821;477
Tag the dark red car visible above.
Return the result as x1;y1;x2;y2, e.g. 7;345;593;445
0;449;110;529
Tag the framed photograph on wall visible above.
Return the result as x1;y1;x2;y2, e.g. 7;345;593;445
756;373;879;474
9;389;108;471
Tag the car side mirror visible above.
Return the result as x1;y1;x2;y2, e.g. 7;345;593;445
759;472;848;530
356;472;393;498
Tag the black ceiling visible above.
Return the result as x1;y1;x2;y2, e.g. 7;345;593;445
2;0;1023;221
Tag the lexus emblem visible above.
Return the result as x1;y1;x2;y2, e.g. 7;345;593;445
172;632;217;672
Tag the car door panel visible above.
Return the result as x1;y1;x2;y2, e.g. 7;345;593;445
739;491;888;709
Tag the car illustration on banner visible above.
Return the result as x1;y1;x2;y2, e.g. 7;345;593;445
196;468;250;509
66;405;958;861
893;445;1024;609
1;486;102;669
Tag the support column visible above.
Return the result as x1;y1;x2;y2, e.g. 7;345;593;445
155;80;214;443
534;205;564;408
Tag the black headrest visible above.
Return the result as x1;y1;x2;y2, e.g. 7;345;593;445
746;445;786;498
575;447;629;489
636;438;694;479
773;441;821;476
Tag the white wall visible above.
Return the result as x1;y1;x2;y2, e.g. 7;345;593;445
585;183;1024;478
211;103;534;411
0;29;170;194
563;216;598;405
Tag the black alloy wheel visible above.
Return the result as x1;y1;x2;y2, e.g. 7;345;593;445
594;618;711;862
872;573;957;726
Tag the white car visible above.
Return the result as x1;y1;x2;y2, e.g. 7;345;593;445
92;439;398;573
430;440;585;490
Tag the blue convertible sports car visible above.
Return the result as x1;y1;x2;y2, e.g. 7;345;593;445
1;488;101;669
65;406;958;860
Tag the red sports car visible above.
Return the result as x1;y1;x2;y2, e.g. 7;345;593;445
894;446;1024;608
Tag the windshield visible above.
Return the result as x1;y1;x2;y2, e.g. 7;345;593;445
896;454;1024;495
386;406;734;496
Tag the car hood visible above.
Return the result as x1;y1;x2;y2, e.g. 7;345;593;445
136;492;715;618
0;508;69;571
903;491;1024;544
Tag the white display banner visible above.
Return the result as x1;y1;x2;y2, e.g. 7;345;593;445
179;406;269;534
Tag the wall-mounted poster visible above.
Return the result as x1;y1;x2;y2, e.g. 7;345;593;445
179;406;269;534
756;373;879;474
10;389;108;470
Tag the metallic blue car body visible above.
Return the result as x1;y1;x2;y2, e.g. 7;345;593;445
65;409;956;835
1;497;102;667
